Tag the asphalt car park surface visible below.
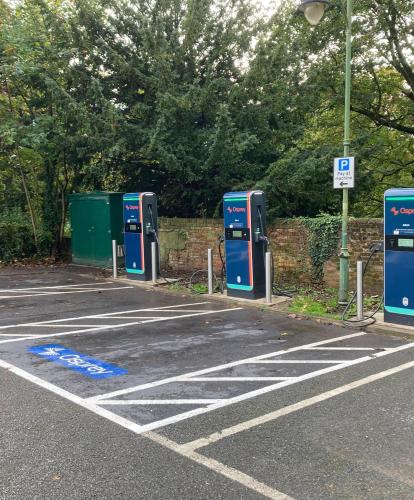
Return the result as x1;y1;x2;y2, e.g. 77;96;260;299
0;266;413;499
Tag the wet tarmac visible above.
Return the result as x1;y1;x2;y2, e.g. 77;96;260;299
0;266;413;499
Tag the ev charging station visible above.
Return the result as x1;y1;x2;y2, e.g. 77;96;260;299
223;191;267;300
384;188;414;326
123;192;159;281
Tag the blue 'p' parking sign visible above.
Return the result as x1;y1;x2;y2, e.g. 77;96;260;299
338;158;350;171
334;157;355;189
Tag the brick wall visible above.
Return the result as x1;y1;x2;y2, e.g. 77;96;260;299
158;217;384;294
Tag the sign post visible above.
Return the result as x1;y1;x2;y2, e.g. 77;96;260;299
334;157;355;189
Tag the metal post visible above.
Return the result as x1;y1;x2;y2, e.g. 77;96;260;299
266;251;272;304
339;0;353;304
356;260;364;320
207;248;213;295
151;242;157;284
112;240;117;279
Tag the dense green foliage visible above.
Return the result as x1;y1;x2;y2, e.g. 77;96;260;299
300;214;342;282
1;0;413;258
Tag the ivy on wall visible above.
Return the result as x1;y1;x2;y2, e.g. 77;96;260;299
299;214;342;282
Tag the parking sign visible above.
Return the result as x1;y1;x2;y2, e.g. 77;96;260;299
334;157;355;189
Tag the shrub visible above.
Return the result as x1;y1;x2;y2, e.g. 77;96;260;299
0;210;37;261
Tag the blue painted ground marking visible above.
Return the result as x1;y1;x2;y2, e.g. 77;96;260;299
28;344;128;379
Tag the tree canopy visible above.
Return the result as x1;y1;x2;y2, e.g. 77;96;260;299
1;0;413;256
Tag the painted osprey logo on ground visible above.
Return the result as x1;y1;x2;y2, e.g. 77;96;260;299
28;344;128;379
42;347;65;356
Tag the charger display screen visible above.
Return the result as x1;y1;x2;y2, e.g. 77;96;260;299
125;222;142;233
225;228;250;241
398;238;414;248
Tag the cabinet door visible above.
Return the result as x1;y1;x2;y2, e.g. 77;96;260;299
71;200;92;262
90;199;111;266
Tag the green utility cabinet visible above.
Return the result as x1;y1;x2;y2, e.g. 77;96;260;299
69;191;124;268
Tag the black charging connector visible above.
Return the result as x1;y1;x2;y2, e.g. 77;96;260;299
370;241;384;253
145;222;154;236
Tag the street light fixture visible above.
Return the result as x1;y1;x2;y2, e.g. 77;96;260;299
298;0;353;304
297;0;330;25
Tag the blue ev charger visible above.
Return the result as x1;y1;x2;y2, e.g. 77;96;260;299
223;191;267;300
384;188;414;326
123;192;159;281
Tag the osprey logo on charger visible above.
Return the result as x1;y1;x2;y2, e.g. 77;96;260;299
391;207;414;216
227;206;246;214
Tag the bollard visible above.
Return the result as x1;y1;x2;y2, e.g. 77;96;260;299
151;242;157;284
208;248;213;295
266;251;272;304
357;260;364;320
112;240;117;279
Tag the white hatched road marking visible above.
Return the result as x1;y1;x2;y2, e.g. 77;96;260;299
0;358;291;499
181;360;414;451
0;302;211;329
0;304;242;345
2;345;414;498
84;335;414;436
89;332;369;402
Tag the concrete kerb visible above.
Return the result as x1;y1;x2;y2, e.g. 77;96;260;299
111;274;414;340
110;275;352;331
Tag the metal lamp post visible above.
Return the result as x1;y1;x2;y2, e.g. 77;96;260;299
298;0;353;304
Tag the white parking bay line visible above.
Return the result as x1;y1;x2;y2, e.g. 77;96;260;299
0;358;291;499
183;377;295;382
306;347;377;351
0;282;110;292
182;359;414;452
24;324;117;328
0;333;43;337
101;316;165;320
0;286;133;299
252;360;349;364
145;431;292;500
98;399;224;405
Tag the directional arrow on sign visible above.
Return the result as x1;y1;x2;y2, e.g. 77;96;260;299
340;181;349;187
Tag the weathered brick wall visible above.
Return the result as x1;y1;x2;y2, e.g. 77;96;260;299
323;219;383;294
158;218;224;274
158;217;384;294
